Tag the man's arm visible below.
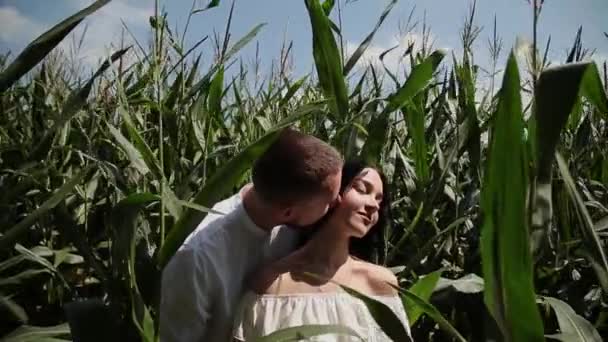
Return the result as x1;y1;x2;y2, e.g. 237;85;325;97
159;246;214;342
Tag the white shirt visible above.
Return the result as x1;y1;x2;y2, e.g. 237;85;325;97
159;192;300;341
233;291;412;341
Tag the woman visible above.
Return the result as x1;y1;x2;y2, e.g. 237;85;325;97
233;160;412;341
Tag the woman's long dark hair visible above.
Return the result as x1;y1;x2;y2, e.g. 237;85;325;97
299;160;393;265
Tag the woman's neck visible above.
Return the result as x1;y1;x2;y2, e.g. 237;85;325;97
297;221;351;279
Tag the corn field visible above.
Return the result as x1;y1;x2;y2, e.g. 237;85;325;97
1;0;607;341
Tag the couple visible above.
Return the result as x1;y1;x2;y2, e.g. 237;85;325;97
160;128;412;341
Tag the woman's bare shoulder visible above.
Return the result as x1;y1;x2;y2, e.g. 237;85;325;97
351;258;400;295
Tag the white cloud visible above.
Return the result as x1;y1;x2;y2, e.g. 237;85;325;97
61;0;153;69
0;6;44;44
0;1;153;70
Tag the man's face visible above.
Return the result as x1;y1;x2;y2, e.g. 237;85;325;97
287;170;342;228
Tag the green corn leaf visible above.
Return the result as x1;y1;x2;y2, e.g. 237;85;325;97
208;66;224;117
404;269;443;324
543;296;602;342
359;112;389;165
391;285;467;342
225;23;267;62
343;0;397;76
107;122;150;175
305;0;349;119
0;168;88;251
384;50;446;114
406;94;429;184
256;324;362;342
480;51;544;341
0;0;110;92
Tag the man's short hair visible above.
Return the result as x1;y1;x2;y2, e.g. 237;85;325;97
252;128;343;205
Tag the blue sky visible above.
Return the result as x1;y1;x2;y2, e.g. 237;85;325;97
0;0;606;82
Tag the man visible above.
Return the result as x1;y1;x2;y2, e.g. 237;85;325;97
160;128;343;341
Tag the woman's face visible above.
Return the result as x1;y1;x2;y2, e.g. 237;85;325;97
332;167;384;238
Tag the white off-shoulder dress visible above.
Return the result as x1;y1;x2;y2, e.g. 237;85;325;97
233;291;412;341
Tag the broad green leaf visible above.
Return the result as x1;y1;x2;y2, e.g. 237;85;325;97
532;61;608;255
543;296;602;342
343;0;397;76
435;273;484;294
256;324;362;342
407;94;429;184
208;66;224;117
384;50;446;114
359;51;444;167
358;112;389;165
480;51;544;341
405;269;442;324
0;168;88;251
2;323;70;342
0;0;110;92
338;284;412;342
305;0;349;119
556;153;608;292
391;285;467;342
107;122;150;175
